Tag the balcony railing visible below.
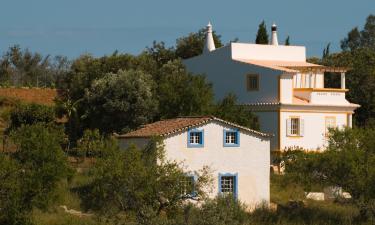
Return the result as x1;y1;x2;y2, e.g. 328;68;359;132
294;88;348;104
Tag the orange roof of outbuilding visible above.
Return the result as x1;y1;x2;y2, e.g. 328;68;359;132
116;116;271;138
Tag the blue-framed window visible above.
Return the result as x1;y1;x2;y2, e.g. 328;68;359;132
181;175;198;198
188;129;204;148
218;173;238;199
223;129;240;147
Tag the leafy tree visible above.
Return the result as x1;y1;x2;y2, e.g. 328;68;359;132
175;27;223;59
255;21;269;44
0;154;31;225
341;27;361;51
75;129;104;157
284;36;290;46
0;45;69;87
83;69;157;134
0;124;71;224
212;93;259;130
284;127;375;220
7;103;55;133
146;41;176;68
11;124;71;210
341;14;375;51
156;60;214;119
83;138;212;222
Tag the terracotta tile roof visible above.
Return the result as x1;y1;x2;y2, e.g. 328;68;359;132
0;88;59;105
116;116;271;138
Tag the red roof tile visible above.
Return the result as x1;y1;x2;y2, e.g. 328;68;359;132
116;116;271;138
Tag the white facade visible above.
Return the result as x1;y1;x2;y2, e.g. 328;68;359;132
118;120;271;208
183;23;359;153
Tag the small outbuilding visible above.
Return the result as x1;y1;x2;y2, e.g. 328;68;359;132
116;116;272;208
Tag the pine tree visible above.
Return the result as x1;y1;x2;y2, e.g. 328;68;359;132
322;43;331;58
255;21;269;44
285;36;290;45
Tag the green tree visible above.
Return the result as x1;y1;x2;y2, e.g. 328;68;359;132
284;127;375;220
83;69;158;134
0;154;30;225
212;93;259;130
341;14;375;51
175;27;223;59
341;27;361;51
156;60;214;119
83;138;212;222
255;21;269;44
7;103;55;133
0;124;71;224
75;129;104;157
284;36;290;46
11;124;71;210
0;45;69;87
322;43;331;59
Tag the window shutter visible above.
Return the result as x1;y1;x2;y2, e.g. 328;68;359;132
300;119;305;136
199;131;203;145
286;118;291;136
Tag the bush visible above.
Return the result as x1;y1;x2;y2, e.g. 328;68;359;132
7;103;55;133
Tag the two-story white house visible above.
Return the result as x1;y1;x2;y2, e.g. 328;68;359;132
184;23;360;154
116;116;272;208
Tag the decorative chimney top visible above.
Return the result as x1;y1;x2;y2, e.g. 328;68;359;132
203;21;216;53
271;23;279;46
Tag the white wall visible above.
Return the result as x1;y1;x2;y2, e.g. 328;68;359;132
184;45;281;104
161;121;270;208
118;121;270;208
280;74;293;104
280;111;348;150
231;43;306;62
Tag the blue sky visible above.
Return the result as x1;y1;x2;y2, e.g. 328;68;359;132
1;0;374;58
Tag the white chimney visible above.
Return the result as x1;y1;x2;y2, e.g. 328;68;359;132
203;22;216;53
271;23;279;46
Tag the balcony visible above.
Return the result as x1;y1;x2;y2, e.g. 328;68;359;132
294;88;348;105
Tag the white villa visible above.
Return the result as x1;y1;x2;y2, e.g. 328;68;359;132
116;116;272;208
184;22;360;153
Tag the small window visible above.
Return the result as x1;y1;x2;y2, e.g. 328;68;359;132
325;117;336;136
287;117;304;137
246;74;259;91
291;118;300;135
181;176;196;197
188;129;204;147
223;129;240;147
219;173;237;198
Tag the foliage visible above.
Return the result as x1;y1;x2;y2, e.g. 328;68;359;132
81;138;212;223
0;123;71;225
341;14;375;51
0;45;70;87
212;93;259;130
0;154;31;225
284;36;290;46
283;127;375;220
255;21;269;44
7;103;56;133
175;27;223;59
83;69;157;134
75;129;104;157
156;60;214;119
11;123;72;210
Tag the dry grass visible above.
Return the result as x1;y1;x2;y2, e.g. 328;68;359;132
0;87;58;106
